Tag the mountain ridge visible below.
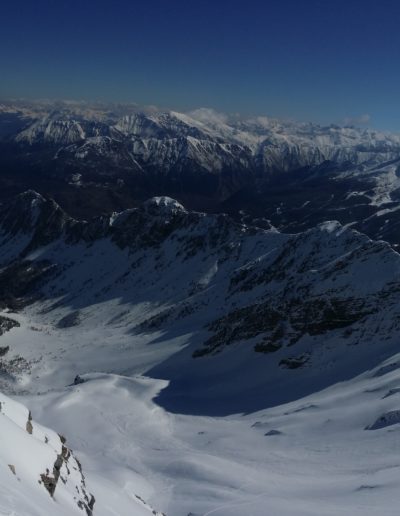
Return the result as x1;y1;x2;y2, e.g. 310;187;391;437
3;100;400;247
1;191;400;415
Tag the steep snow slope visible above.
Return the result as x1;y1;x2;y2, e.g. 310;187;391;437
0;391;96;516
0;385;166;516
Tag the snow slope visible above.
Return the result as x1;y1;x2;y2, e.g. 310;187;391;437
0;386;166;515
11;346;400;516
0;390;96;516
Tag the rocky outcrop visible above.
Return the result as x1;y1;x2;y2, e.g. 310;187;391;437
0;315;20;335
194;295;375;358
366;410;400;430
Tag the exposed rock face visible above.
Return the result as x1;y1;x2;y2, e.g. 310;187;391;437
0;259;55;309
26;410;33;434
0;315;20;336
0;345;9;357
195;295;374;357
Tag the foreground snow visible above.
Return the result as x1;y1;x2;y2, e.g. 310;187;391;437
0;316;398;515
22;363;400;516
0;391;95;516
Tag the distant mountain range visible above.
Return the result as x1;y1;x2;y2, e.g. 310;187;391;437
2;100;400;247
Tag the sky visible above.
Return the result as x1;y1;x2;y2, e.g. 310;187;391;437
1;0;400;130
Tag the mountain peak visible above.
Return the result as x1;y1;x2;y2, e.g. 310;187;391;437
142;196;186;214
315;220;343;234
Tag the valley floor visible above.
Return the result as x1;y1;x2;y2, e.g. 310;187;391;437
2;312;400;516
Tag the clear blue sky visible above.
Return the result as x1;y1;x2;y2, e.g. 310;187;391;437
2;0;400;130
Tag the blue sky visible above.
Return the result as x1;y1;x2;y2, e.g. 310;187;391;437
2;0;400;130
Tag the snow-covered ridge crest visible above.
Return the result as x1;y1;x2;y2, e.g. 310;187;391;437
0;391;95;515
1;191;182;230
142;196;186;214
15;113;86;145
0;191;223;258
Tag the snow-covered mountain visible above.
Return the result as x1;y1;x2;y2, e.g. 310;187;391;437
5;101;400;172
3;99;400;245
0;190;399;406
1;191;400;514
